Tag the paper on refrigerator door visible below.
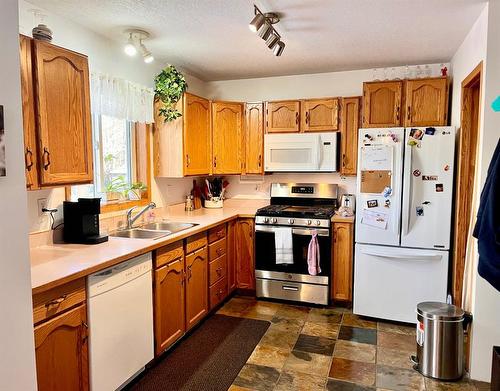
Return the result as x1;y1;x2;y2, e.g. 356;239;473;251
361;145;393;170
360;209;389;230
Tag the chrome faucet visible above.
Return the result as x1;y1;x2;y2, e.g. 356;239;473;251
126;202;156;229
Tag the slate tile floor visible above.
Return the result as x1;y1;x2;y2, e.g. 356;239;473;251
217;296;488;391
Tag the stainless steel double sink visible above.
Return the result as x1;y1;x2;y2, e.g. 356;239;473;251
111;221;198;240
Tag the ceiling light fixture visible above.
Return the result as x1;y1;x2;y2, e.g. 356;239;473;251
249;5;285;57
123;29;154;63
124;33;137;56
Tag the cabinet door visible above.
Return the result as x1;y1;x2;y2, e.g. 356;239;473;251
212;102;243;174
265;101;300;133
332;222;354;302
236;218;255;290
340;97;361;176
184;93;211;175
362;81;403;128
185;247;208;330
227;220;237;293
34;305;89;391
19;35;39;190
244;103;264;174
302;98;339;132
405;77;448;127
33;40;93;185
154;258;185;355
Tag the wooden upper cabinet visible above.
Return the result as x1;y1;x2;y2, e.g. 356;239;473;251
332;222;354;302
33;40;93;185
236;218;255;290
244;103;264;174
19;35;39;190
154;257;185;355
362;80;403;128
404;77;448;126
301;98;339;132
265;100;300;133
185;246;208;330
183;93;211;175
340;97;361;176
212;101;243;174
34;304;89;391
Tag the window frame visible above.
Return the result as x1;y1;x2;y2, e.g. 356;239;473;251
65;122;152;213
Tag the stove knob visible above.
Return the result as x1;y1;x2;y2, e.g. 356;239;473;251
316;220;321;226
288;219;295;224
307;220;312;225
272;218;278;224
264;217;270;223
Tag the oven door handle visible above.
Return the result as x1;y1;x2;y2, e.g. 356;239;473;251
255;225;330;236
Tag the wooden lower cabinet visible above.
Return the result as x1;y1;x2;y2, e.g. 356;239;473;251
331;222;354;302
227;219;237;293
154;257;185;355
185;246;208;330
34;304;89;391
236;218;255;290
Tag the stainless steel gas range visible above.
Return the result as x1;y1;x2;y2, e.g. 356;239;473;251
255;183;338;305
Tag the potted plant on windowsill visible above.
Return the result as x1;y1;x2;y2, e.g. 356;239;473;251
127;182;148;200
104;176;128;203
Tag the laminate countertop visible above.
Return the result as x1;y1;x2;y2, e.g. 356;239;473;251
30;199;354;294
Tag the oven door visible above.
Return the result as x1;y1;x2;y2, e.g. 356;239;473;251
255;225;331;284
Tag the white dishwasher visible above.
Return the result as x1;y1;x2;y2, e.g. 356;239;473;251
87;252;154;391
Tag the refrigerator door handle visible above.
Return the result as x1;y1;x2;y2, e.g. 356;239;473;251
361;248;442;261
402;143;413;237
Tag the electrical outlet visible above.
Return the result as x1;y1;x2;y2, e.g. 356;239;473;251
37;198;48;216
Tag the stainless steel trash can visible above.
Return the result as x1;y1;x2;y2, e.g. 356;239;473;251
414;302;472;380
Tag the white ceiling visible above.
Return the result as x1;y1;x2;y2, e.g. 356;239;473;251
26;0;486;81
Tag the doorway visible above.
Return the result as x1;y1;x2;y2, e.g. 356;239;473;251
451;61;483;305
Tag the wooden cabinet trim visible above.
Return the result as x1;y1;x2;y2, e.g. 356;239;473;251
33;278;86;325
265;100;300;133
209;276;228;309
209;237;227;260
209;254;227;286
208;223;226;243
155;240;184;268
301;98;340;132
186;232;208;254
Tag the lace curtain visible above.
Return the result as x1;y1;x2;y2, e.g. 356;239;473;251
90;73;155;123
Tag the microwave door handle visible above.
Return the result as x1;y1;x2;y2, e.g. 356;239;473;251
312;135;321;169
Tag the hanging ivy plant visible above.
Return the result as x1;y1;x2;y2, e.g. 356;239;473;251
154;65;188;122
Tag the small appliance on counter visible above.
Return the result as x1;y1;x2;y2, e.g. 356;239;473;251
338;194;355;217
63;198;108;244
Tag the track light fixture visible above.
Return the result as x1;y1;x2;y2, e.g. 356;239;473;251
123;29;154;63
249;5;285;56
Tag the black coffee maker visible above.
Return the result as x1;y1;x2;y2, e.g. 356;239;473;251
63;198;108;244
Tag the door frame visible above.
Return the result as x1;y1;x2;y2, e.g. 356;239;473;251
451;61;483;304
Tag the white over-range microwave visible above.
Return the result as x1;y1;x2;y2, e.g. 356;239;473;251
264;132;338;172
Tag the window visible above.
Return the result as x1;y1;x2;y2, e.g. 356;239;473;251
70;114;150;210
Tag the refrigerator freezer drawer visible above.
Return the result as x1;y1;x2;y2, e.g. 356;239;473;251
353;243;448;323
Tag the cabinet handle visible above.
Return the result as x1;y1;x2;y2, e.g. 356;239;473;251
181;270;186;285
82;321;88;343
187;266;192;280
342;153;346;168
258;154;262;167
25;148;34;171
305;112;309;124
295;112;299;125
216;248;223;256
407;106;411;121
45;294;67;307
213;156;217;168
42;147;51;170
396;106;400;122
186;154;190;167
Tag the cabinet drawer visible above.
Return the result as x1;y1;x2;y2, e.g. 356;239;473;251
33;278;86;325
209;237;227;260
209;254;227;286
209;277;228;309
208;224;226;243
186;232;208;254
156;240;184;268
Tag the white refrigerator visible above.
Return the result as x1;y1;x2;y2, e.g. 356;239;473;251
353;127;455;323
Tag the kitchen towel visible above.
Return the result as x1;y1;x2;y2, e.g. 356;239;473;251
274;227;294;265
473;138;500;292
307;230;321;276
